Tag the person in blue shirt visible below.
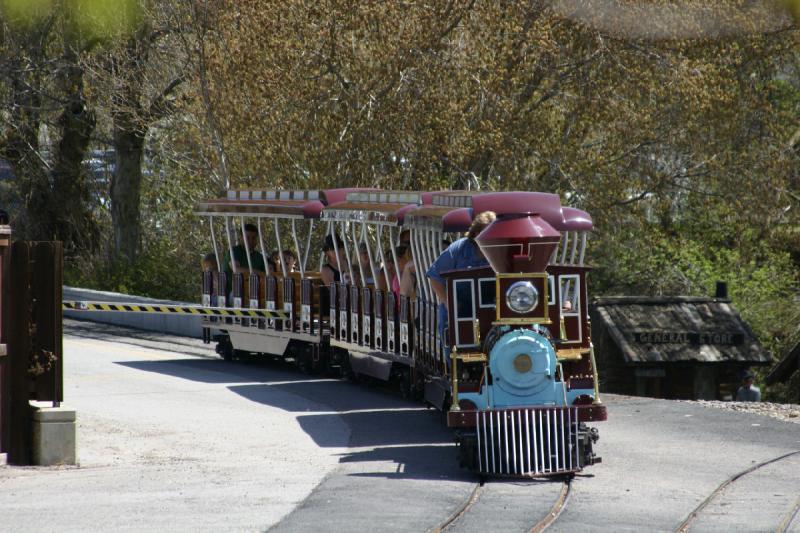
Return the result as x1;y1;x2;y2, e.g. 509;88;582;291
735;370;761;402
426;211;496;363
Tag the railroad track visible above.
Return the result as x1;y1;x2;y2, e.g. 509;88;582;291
675;449;800;533
432;476;572;533
530;477;572;533
431;481;484;532
776;495;800;533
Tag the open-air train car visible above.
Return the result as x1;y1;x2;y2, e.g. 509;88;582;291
196;188;606;478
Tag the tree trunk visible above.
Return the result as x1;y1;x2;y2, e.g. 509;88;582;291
51;62;97;253
110;118;145;263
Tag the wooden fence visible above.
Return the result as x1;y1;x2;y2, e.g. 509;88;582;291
0;232;63;465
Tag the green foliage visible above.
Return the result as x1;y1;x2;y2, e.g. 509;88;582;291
65;238;196;301
592;226;800;401
7;0;798;400
1;0;142;40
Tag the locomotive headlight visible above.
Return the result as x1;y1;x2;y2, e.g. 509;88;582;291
505;281;538;314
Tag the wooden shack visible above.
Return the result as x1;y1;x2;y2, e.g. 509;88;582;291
590;296;771;400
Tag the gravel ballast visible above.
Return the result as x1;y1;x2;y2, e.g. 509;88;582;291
686;400;800;424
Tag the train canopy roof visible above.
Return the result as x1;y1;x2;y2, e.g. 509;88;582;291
197;188;593;230
320;190;428;224
405;191;593;232
195;188;376;219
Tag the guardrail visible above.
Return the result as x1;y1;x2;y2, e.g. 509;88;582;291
63;287;208;338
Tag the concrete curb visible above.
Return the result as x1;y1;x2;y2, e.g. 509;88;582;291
63;286;203;339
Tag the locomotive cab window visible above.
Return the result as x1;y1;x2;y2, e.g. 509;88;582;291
548;275;555;306
559;274;580;315
453;279;476;347
455;280;475;319
478;277;496;308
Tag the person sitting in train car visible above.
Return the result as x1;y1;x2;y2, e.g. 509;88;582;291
399;229;410;245
392;245;412;300
426;211;497;359
267;250;280;273
282;250;297;273
202;252;218;272
400;261;415;299
357;242;375;286
349;260;363;287
379;248;394;292
400;239;448;300
399;247;417;300
320;234;345;285
224;223;266;277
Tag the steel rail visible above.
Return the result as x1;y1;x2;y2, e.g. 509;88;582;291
529;477;572;533
430;482;484;533
776;495;800;533
674;449;800;533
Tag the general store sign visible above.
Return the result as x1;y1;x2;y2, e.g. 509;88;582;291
632;331;744;345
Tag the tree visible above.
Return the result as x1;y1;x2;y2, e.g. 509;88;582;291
0;5;98;252
0;0;146;254
81;1;189;263
194;0;798;378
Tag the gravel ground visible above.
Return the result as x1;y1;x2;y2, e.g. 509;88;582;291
685;400;800;424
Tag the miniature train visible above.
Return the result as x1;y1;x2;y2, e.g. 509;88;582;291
197;188;606;477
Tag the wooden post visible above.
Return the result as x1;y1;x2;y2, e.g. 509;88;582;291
8;242;31;464
4;240;63;464
31;242;63;403
0;224;11;454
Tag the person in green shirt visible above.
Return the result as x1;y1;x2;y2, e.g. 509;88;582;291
223;223;267;294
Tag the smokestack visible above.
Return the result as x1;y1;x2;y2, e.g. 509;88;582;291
475;213;560;273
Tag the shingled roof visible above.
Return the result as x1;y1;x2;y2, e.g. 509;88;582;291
591;296;771;364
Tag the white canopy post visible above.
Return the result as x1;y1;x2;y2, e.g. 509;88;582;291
424;226;436;289
291;218;304;277
410;227;430;302
256;217;270;275
579;232;587;266
388;226;401;285
240;216;253;274
273;218;286;275
340;220;355;285
570;230;579;265
361;221;378;286
302;219;315;275
376;224;392;290
224;216;236;273
209;216;221;271
321;220;332;271
351;222;365;286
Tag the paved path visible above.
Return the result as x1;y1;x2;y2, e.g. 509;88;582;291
1;321;348;532
2;321;799;532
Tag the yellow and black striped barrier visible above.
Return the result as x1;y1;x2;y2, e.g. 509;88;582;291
62;301;288;319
